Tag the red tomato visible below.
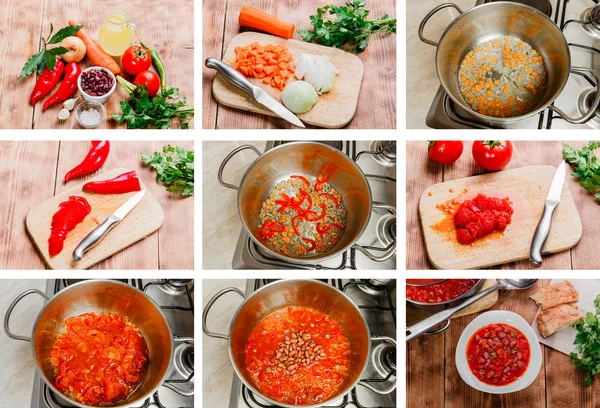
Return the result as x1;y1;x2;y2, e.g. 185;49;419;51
134;70;161;97
428;141;464;164
122;46;152;76
472;141;513;171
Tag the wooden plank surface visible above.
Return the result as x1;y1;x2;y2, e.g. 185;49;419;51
1;0;194;129
406;141;597;270
407;279;599;408
202;0;396;129
419;166;582;269
0;141;194;269
212;32;364;128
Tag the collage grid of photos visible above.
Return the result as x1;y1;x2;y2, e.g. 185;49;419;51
2;0;600;407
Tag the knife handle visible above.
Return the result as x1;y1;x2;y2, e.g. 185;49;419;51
205;58;257;98
529;204;558;268
73;215;120;262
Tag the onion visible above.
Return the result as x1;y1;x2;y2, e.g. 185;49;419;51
294;53;339;94
282;81;318;114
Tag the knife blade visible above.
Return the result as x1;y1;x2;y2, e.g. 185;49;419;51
529;161;567;267
205;57;305;128
73;190;146;262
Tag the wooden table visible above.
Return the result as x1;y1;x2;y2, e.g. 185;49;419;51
202;0;396;129
407;279;600;408
0;0;194;129
0;141;194;269
406;141;598;270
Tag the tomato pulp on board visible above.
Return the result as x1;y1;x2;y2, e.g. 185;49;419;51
245;306;351;405
50;313;149;406
467;323;530;386
454;194;514;245
406;279;478;303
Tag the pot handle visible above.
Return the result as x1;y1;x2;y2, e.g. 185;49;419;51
357;336;397;395
548;67;600;124
4;289;49;342
162;337;195;396
218;145;261;190
202;287;247;340
351;203;396;262
418;3;463;47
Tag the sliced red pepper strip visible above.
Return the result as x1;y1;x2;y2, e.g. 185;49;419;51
82;170;142;194
291;175;310;188
64;141;110;182
315;175;328;192
48;196;92;257
302;238;316;251
292;214;306;236
260;219;285;239
316;222;344;234
274;193;291;206
319;193;339;209
306;204;327;222
279;205;304;215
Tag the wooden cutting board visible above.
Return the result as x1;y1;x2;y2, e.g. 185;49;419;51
212;32;364;128
26;168;164;270
419;165;582;269
407;279;499;326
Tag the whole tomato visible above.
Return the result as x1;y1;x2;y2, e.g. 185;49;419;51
122;46;152;76
134;70;160;97
472;141;513;171
428;141;464;164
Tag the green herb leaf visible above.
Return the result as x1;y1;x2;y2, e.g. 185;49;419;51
141;145;194;197
44;52;56;71
47;46;68;56
48;25;83;44
563;142;600;203
570;294;600;385
20;51;46;78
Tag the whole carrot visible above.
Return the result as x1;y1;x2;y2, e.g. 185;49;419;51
238;6;295;39
69;20;121;75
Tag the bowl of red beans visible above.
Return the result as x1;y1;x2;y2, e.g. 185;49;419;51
406;279;485;310
455;311;542;394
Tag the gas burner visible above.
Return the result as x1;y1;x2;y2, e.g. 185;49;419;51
369;141;396;167
173;340;195;377
154;279;193;296
376;214;396;246
580;6;600;38
356;279;394;295
370;337;396;378
578;88;600;129
489;0;552;17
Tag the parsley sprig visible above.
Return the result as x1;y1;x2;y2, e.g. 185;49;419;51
570;295;600;386
563;141;600;203
297;0;396;52
141;145;194;198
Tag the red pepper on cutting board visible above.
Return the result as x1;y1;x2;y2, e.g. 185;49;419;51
82;170;142;194
30;59;64;105
43;61;81;111
64;141;110;182
48;196;91;257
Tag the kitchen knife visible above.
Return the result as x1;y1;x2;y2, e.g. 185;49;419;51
205;57;305;128
73;190;146;262
529;160;567;268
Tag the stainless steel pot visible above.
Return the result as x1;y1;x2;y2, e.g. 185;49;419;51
419;2;600;125
218;142;396;264
4;280;193;408
202;279;396;407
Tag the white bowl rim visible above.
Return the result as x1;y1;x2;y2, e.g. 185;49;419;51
75;100;107;127
77;66;117;99
455;310;542;394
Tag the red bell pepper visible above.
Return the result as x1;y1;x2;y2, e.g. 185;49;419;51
291;175;310;188
292;214;306;236
316;222;344;234
320;193;339;209
314;175;328;192
302;238;316;252
306;204;327;222
64;141;110;182
48;196;91;257
30;59;64;105
43;61;81;111
274;193;291;206
260;219;285;239
83;170;142;194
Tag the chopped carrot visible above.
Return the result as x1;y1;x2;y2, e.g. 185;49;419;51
230;42;295;91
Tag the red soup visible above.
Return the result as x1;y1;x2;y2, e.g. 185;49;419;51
245;306;351;405
466;323;530;386
406;279;478;303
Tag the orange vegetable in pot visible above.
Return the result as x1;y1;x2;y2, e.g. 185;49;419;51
238;6;295;39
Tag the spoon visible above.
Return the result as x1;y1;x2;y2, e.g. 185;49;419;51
406;279;538;342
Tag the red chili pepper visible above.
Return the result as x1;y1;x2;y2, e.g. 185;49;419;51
279;205;304;215
307;204;327;222
315;175;328;192
320;193;339;209
274;193;291;206
30;59;64;105
82;170;142;194
43;62;81;111
291;189;313;210
291;175;310;188
317;222;344;234
302;238;316;252
260;219;285;239
292;214;306;236
48;196;91;257
64;141;110;183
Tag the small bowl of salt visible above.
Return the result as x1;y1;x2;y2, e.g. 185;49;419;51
75;100;106;129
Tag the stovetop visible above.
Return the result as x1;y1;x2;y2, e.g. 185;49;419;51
426;0;600;129
229;279;397;408
32;279;194;408
232;141;397;270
